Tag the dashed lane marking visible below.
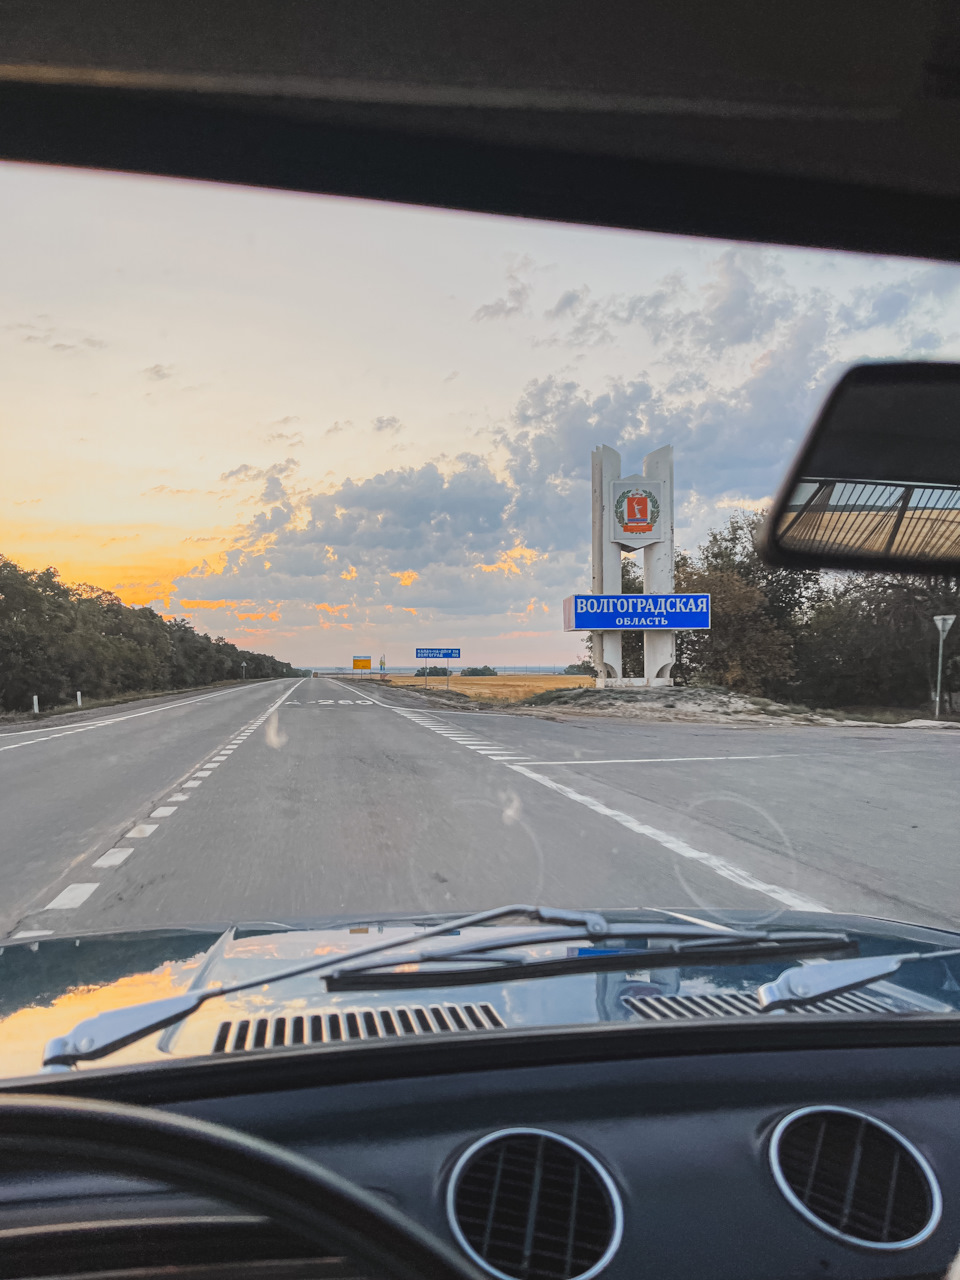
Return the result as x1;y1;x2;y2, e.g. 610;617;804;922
45;883;99;910
93;848;133;868
5;681;306;939
321;678;827;915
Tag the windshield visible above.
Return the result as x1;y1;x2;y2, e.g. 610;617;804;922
2;161;960;1075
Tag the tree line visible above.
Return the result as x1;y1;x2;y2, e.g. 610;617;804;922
0;556;303;713
593;512;960;710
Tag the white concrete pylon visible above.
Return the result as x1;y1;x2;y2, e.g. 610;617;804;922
591;444;623;681
642;445;675;685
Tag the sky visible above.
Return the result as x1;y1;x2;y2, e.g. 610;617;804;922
2;160;960;667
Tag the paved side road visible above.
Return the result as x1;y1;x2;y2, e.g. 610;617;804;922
2;676;959;939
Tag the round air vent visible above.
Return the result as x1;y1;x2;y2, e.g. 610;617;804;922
447;1128;622;1280
769;1106;941;1250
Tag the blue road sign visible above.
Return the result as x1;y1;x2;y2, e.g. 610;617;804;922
416;648;461;659
562;594;710;631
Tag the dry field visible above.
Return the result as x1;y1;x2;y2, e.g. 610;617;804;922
380;673;595;702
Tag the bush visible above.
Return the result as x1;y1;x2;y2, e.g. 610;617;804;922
564;661;596;675
414;666;450;676
461;665;498;676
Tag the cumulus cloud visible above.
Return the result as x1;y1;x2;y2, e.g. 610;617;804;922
171;249;960;643
143;363;173;380
373;415;403;434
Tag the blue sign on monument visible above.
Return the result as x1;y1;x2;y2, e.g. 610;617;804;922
416;647;461;659
562;594;710;631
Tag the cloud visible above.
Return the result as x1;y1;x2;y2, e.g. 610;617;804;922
143;364;173;380
141;484;199;497
443;371;459;382
169;249;960;648
179;598;239;609
373;415;403;434
266;430;305;446
220;458;299;484
325;421;348;436
478;545;542;575
12;498;41;506
473;256;535;322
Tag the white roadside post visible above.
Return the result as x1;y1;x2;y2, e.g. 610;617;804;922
32;695;38;715
76;691;82;707
934;614;956;718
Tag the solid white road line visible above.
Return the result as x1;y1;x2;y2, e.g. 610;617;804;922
13;930;53;938
0;681;295;753
93;849;133;868
45;883;99;910
507;763;829;913
521;753;799;766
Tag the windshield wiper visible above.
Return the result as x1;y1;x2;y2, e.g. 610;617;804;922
40;904;613;1068
41;903;849;1068
323;927;852;990
758;948;960;1012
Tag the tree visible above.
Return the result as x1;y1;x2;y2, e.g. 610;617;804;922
0;553;299;712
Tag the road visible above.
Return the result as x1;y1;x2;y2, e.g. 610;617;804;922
1;675;958;940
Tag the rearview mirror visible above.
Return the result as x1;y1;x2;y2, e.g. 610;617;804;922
761;363;960;574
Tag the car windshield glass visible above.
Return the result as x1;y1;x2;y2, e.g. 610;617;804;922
2;161;960;1078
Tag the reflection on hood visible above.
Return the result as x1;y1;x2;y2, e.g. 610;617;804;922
2;912;960;1081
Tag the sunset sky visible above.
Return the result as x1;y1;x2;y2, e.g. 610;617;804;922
3;160;960;667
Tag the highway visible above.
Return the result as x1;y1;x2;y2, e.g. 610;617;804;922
1;675;958;940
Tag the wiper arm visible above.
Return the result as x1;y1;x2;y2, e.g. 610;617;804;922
758;948;960;1012
323;927;852;991
40;904;627;1068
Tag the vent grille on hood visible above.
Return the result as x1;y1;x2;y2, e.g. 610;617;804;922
622;987;897;1022
770;1107;941;1249
447;1129;622;1280
213;1001;504;1052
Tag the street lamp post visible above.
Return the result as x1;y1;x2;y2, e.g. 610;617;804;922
933;615;956;718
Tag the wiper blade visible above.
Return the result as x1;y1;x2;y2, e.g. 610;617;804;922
758;947;960;1012
324;928;853;991
40;904;636;1068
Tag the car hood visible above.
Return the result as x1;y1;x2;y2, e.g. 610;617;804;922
2;909;960;1080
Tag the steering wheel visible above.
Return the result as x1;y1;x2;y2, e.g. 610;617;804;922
0;1094;486;1280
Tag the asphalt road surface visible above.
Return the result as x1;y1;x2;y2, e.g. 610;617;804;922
2;675;958;940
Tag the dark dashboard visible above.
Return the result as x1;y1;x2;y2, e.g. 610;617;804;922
3;1031;960;1280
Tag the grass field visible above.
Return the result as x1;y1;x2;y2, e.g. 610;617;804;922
379;674;596;702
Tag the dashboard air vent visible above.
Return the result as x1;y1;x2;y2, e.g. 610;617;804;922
213;1001;503;1052
447;1128;622;1280
770;1107;941;1249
